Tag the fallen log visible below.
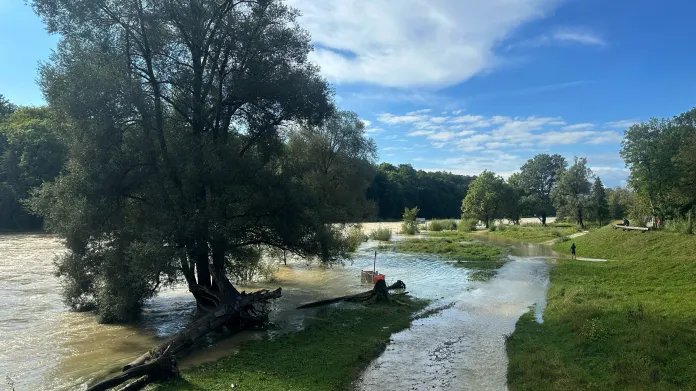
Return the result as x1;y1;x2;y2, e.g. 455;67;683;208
296;279;406;309
86;287;282;391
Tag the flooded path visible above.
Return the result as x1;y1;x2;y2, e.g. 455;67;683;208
1;228;554;391
356;237;554;391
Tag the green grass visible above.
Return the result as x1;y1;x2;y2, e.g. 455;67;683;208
393;237;508;281
508;226;696;391
482;224;579;243
150;298;428;391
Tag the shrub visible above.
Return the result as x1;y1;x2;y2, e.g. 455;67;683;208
370;227;392;241
345;224;366;252
429;219;457;231
664;218;691;234
489;224;498;232
401;207;420;235
459;218;478;232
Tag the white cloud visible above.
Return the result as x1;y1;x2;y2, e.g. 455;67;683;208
361;119;372;127
377;113;424;124
383;135;399;140
562;123;594;131
604;119;639;129
429;116;450;124
428;131;458;141
407;109;432;115
408;130;435;137
289;0;564;88
553;29;606;46
510;28;606;49
452;110;463;115
586;131;622;144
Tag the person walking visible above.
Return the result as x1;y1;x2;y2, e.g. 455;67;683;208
570;242;577;260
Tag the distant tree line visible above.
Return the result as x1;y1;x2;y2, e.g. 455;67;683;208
366;163;473;220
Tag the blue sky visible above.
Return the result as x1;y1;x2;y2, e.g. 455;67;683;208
3;1;696;187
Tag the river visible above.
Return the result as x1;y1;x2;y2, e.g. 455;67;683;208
0;227;553;391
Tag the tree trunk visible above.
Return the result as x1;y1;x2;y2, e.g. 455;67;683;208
689;209;693;235
87;288;282;391
296;280;406;309
541;214;547;226
577;206;585;229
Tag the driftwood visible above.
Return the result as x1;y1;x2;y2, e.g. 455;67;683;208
86;287;282;391
296;280;406;309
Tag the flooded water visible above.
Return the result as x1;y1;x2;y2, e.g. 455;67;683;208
355;237;553;391
0;228;554;391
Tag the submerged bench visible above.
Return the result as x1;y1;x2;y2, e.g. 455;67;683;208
613;224;651;232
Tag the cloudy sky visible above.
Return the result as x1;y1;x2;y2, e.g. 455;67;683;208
3;1;696;186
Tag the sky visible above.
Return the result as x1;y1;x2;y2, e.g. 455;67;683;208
3;1;696;187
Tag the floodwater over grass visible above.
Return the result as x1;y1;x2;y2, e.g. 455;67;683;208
1;225;554;390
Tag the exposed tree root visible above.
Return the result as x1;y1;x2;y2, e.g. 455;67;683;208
85;286;282;391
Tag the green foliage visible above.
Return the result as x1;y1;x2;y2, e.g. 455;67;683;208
0;105;67;231
369;227;392;241
393;238;508;281
30;0;374;322
152;297;429;391
366;163;473;220
401;207;420;235
459;218;479;231
344;224;367;252
510;227;696;390
663;217;693;234
461;170;506;228
552;157;593;228
428;219;457;231
517;154;567;225
590;177;610;225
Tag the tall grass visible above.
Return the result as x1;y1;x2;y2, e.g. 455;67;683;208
664;218;692;234
369;227;392;241
428;219;457;231
459;218;479;232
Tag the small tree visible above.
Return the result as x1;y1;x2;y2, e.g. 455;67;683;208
518;154;567;225
401;207;420;235
552;157;593;229
461;170;505;228
590;177;610;225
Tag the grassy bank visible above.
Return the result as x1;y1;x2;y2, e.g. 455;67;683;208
481;224;580;243
150;298;428;391
508;227;696;390
393;235;507;281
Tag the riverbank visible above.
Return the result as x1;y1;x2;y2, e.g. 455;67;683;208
149;298;428;391
507;226;696;390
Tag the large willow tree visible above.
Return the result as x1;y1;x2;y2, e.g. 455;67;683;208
31;0;373;322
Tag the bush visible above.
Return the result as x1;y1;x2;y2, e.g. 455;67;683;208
459;218;478;232
370;227;392;241
664;218;691;234
489;224;498;232
345;224;367;252
429;219;457;231
401;207;420;235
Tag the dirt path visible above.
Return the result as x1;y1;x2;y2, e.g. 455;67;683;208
542;231;608;262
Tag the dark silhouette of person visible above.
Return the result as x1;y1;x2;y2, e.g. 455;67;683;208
570;242;577;260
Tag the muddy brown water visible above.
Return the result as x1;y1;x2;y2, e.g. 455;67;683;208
1;228;554;391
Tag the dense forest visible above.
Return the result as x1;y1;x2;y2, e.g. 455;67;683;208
366;163;473;220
